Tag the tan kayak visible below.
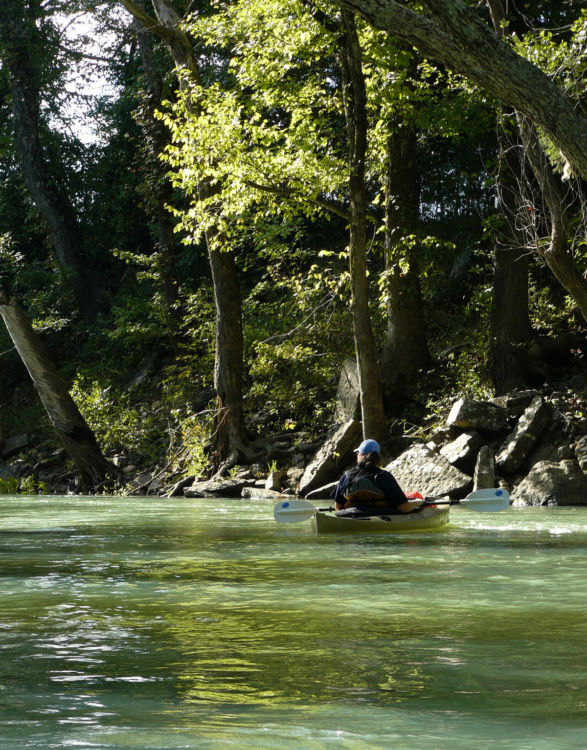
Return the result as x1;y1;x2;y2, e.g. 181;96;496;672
310;505;450;534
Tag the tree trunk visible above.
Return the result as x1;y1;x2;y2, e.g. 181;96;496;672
490;113;535;393
123;0;247;463
340;11;387;442
487;3;534;392
380;118;430;414
0;295;116;488
135;22;181;336
0;0;106;323
330;0;587;181
207;243;246;462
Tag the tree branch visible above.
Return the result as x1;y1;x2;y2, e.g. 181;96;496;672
326;0;587;180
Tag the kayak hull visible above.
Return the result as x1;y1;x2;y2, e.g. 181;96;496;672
311;506;450;534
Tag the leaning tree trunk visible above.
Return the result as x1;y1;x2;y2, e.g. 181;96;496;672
380;113;430;414
516;115;587;321
0;295;116;488
340;11;387;442
330;0;587;181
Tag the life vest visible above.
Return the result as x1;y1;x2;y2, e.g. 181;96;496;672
344;467;387;505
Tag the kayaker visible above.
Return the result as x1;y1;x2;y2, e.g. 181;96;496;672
333;439;425;516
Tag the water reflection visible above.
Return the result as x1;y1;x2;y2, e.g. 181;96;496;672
1;497;587;749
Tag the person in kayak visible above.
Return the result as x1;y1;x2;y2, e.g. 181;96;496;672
333;439;425;516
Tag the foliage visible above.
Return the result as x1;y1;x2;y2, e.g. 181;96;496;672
70;375;164;461
1;0;585;490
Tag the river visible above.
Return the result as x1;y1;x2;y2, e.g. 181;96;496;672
1;495;586;749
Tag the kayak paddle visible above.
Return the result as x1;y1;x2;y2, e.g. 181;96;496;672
273;487;510;523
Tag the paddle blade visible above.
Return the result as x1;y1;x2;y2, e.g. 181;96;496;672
274;499;318;523
460;488;510;512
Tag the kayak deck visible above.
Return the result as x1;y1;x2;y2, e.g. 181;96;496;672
310;505;450;534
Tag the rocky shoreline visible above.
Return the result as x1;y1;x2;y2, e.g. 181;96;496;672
175;389;587;507
2;389;586;506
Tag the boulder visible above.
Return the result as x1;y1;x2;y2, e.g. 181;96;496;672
512;460;587;506
496;396;551;474
166;476;196;497
525;407;575;467
298;419;362;497
184;478;252;498
473;446;496;490
447;398;507;434
306;481;337;500
385;444;472;498
440;432;484;474
241;487;283;499
0;459;15;481
265;470;286;492
1;433;32;459
490;390;540;417
334;358;361;423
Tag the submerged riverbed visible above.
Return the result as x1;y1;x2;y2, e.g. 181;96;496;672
1;495;586;749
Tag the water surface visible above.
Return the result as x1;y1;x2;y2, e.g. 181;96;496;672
1;496;586;749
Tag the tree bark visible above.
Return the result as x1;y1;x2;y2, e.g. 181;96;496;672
380;116;430;414
328;0;587;181
340;11;387;441
207;245;245;462
0;295;116;488
0;0;106;322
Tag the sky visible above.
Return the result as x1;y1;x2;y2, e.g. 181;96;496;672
53;7;127;145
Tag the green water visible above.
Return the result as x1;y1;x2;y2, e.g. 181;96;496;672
1;496;586;749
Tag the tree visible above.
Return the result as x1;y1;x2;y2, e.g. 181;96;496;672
120;0;248;467
327;0;587;182
0;293;117;487
0;0;107;322
328;0;587;322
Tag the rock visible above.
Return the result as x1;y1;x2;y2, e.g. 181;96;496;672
298;419;362;497
293;440;323;455
334;358;360;423
184;478;251;498
447;398;508;434
490;390;540;417
306;481;337;500
525;407;575;467
1;433;32;459
427;427;458;449
385;444;472;498
576;435;587;472
473;446;496;490
0;459;15;481
496;396;551;474
265;470;286;492
241;487;282;499
166;476;196;497
440;432;484;474
512;460;587;506
286;466;304;483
